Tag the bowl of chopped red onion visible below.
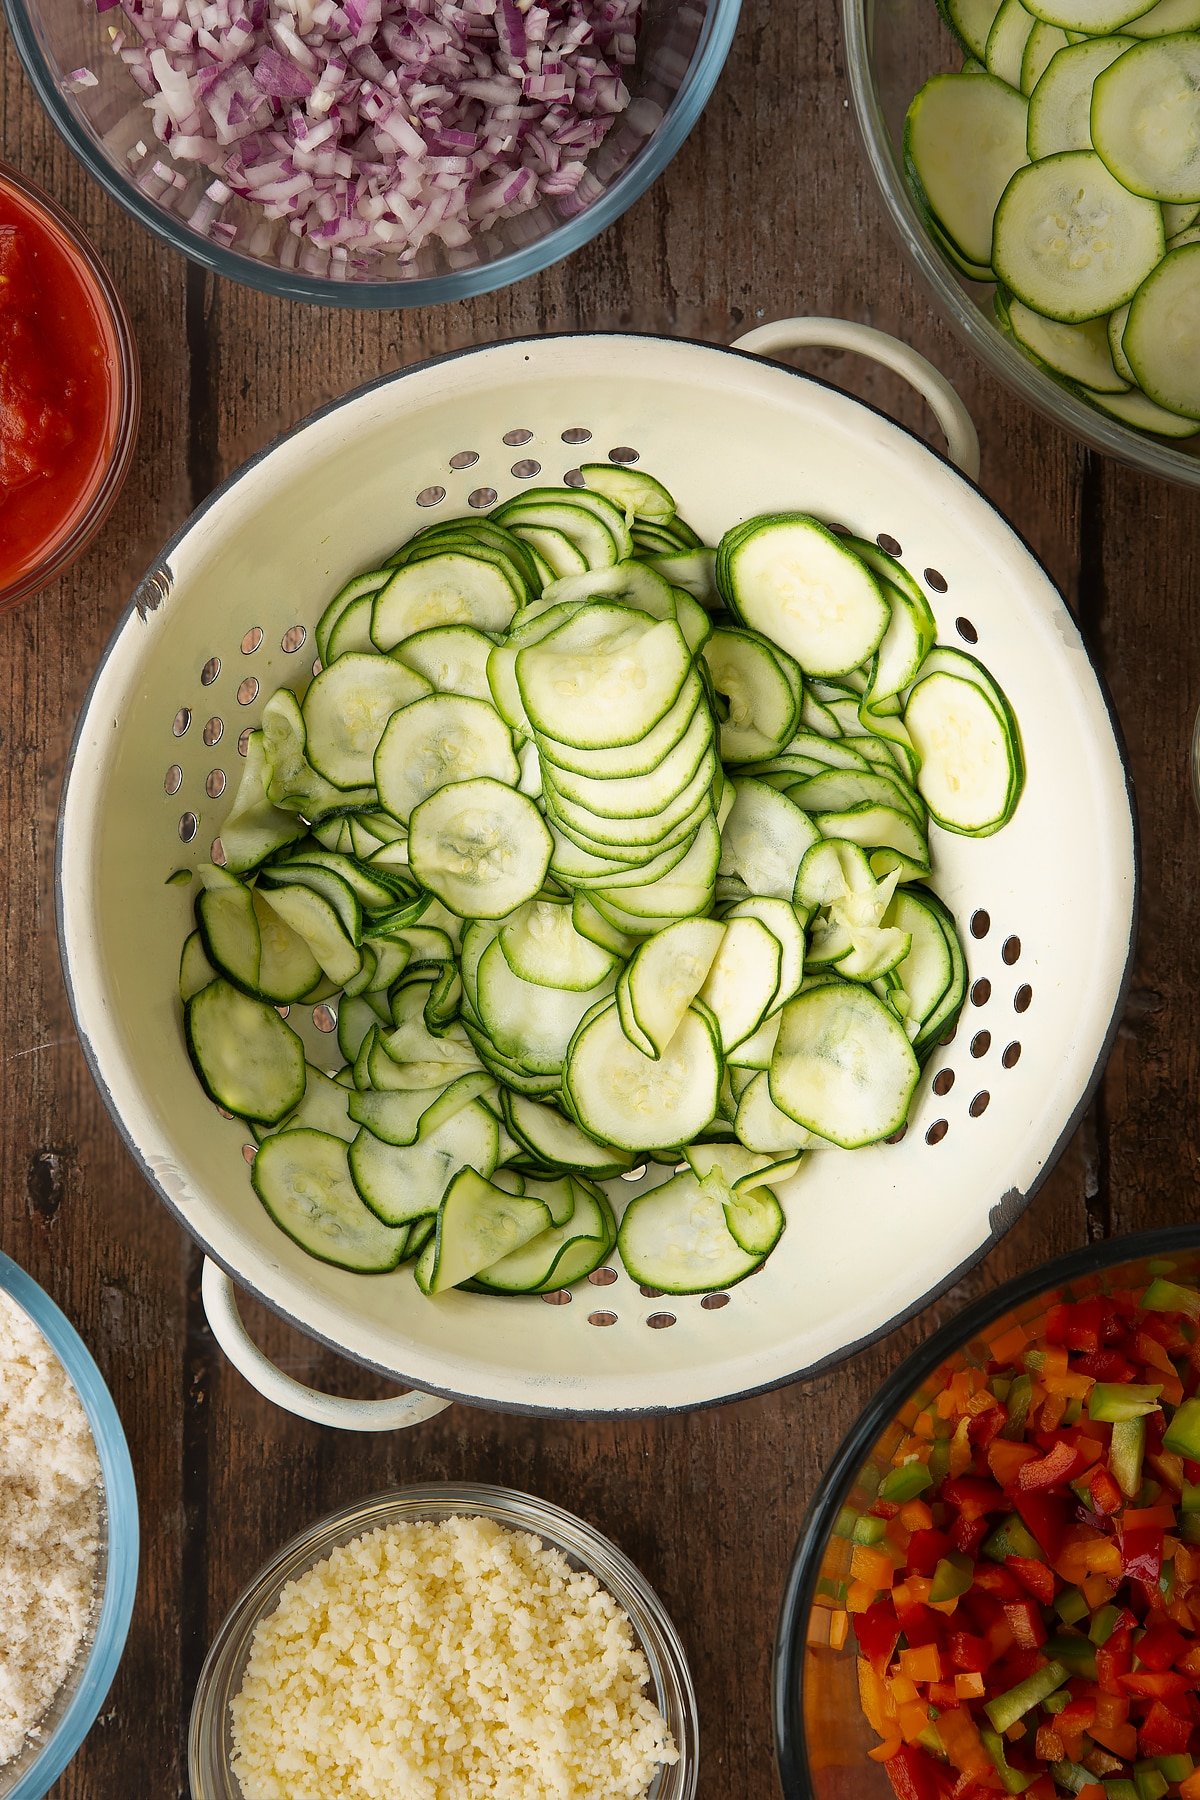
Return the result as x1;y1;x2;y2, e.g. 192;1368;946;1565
4;0;737;305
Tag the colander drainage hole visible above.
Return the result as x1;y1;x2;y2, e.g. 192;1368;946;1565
201;655;220;685
971;978;991;1006
312;1004;336;1033
971;1030;991;1058
203;717;223;747
541;1290;571;1306
237;677;259;706
468;487;497;509
885;1124;908;1145
1002;935;1021;965
1003;1041;1022;1069
241;626;264;654
211;838;226;865
621;1164;648;1182
932;1069;954;1096
275;1005;290;1019
173;707;191;737
503;429;534;447
206;769;226;799
647;1313;676;1330
282;625;307;654
312;658;322;678
588;1267;617;1287
956;617;979;645
416;486;446;508
639;1285;664;1300
450;450;479;470
1014;983;1033;1013
701;1293;730;1311
164;765;183;795
563;469;584;486
238;728;252;756
877;532;902;556
511;460;541;479
178;812;198;842
970;909;990;939
588;1311;617;1327
609;446;639;464
970;1091;991;1117
924;568;948;593
242;1143;257;1164
926;1119;949;1145
561;427;591;445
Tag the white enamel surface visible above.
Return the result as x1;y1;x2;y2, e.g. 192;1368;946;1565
59;331;1135;1415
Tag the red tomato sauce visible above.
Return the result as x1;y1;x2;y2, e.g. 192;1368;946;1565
0;180;122;591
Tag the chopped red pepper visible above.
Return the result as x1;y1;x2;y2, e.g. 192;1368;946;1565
1120;1523;1164;1584
1005;1555;1056;1605
1120;1669;1192;1700
1137;1622;1189;1669
884;1744;943;1800
906;1529;953;1578
1012;1490;1070;1560
1016;1438;1087;1491
941;1476;1004;1520
1002;1598;1048;1649
945;1631;992;1674
1081;1464;1123;1516
1138;1698;1194;1757
853;1599;900;1670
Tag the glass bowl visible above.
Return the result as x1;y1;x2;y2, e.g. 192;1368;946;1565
774;1228;1200;1799
189;1481;698;1800
0;1249;139;1800
0;162;139;612
843;0;1200;488
3;0;740;308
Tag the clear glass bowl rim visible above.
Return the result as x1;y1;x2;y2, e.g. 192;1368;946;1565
0;1248;139;1800
2;0;742;309
840;0;1200;490
0;159;140;611
772;1224;1200;1798
188;1480;699;1800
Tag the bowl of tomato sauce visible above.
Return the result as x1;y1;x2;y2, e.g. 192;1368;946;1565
0;163;138;611
776;1233;1200;1800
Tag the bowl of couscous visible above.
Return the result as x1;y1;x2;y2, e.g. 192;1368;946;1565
0;1251;138;1800
188;1482;698;1800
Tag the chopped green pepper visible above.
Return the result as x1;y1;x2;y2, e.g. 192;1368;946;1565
1002;1372;1034;1440
878;1460;933;1503
1051;1757;1100;1794
1086;1382;1163;1423
980;1726;1035;1794
852;1514;888;1546
1089;1603;1122;1644
1133;1765;1169;1800
929;1551;973;1603
1055;1585;1089;1626
1153;1753;1195;1781
1103;1781;1140;1800
1181;1480;1200;1512
984;1660;1070;1732
1043;1632;1098;1679
1140;1276;1200;1319
1042;1689;1071;1715
982;1515;1046;1563
1110;1415;1147;1498
1180;1510;1200;1545
1163;1395;1200;1460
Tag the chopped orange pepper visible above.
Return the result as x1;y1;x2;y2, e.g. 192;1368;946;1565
948;1415;974;1476
898;1644;942;1684
1179;1769;1200;1800
988;1439;1039;1485
1042;1370;1094;1398
1123;1504;1176;1531
899;1498;934;1532
954;1673;985;1700
928;1681;958;1709
1076;1787;1106;1800
890;1674;919;1705
850;1544;896;1589
936;1703;990;1775
1004;1720;1027;1741
989;1321;1029;1362
1081;1573;1118;1611
867;1735;903;1764
897;1700;931;1743
846;1580;878;1613
1093;1693;1129;1730
912;1409;935;1441
828;1609;849;1652
857;1659;898;1737
1088;1718;1137;1760
1035;1722;1064;1762
1039;1391;1069;1431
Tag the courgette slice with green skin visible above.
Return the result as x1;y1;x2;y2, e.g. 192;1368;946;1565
1004;296;1130;391
219;729;309;873
719;778;822;901
418;1168;554;1294
502;1092;633;1177
905;72;1030;269
315;569;391;664
617;1170;766;1294
905;671;1024;834
392;624;496;702
185;978;307;1124
940;0;1005;58
302;652;431;790
498;899;618;992
179;930;217;1004
371;552;524;649
566;1000;721;1152
992;150;1165;320
720;514;892;679
409;779;552;920
769;984;920;1149
910;891;970;1059
986;0;1037;87
517;616;692;752
1123;242;1200;415
885;891;956;1030
1025;36;1136;158
495;485;635;560
349;1097;500;1227
616;917;726;1058
703;625;804;762
374;693;520;824
256;1063;358;1145
1090;33;1200;202
252;1129;410;1272
536;670;705;781
579;462;676;522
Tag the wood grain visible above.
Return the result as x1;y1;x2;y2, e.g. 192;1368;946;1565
3;0;1199;1794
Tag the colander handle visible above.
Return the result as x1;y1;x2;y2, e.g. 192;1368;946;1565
200;1258;452;1432
730;317;981;480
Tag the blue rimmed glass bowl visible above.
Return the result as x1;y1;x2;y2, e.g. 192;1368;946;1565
0;1250;138;1800
2;0;740;307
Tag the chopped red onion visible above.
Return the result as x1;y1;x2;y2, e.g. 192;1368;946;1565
98;0;647;262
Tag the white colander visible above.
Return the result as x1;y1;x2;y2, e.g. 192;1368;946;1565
57;319;1136;1432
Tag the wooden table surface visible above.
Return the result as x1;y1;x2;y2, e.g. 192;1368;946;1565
3;4;1200;1795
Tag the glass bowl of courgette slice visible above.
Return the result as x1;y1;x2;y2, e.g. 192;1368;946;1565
843;0;1200;484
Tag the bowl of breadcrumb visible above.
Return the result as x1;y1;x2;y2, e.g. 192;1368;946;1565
0;1250;138;1800
189;1482;698;1800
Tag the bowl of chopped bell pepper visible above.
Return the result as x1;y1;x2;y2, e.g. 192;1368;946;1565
775;1232;1200;1800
